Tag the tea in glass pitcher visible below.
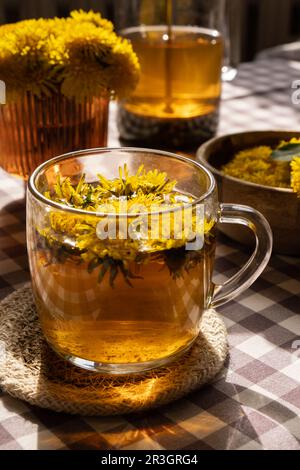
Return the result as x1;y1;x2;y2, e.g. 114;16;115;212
117;0;225;149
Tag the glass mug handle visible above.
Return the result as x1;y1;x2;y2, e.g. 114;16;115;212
210;203;273;308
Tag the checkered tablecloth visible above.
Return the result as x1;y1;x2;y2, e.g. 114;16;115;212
0;58;300;450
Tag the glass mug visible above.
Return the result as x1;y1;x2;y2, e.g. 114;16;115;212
27;148;273;374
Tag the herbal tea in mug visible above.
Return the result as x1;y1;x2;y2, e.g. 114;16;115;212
27;149;272;374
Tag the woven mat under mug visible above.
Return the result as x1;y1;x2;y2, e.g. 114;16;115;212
0;284;228;416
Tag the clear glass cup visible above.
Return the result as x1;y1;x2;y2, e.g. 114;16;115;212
27;148;273;374
116;0;226;149
221;0;239;82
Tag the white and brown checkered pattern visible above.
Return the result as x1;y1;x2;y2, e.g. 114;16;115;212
0;58;299;450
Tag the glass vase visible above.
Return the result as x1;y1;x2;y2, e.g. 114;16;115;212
0;92;109;179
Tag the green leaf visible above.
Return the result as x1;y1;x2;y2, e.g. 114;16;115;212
87;257;102;273
82;189;93;207
271;143;300;161
98;264;109;283
119;264;133;287
109;265;118;288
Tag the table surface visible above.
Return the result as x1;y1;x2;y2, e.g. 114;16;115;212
0;58;300;450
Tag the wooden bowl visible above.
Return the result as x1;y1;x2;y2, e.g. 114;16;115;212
196;130;300;256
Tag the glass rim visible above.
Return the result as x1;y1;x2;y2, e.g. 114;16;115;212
28;147;216;217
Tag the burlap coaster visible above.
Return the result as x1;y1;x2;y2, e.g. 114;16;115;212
0;284;228;416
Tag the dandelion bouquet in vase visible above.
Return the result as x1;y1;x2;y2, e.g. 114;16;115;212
0;10;140;178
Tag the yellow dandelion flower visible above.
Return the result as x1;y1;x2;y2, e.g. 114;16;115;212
39;165;216;284
69;9;113;31
60;22;139;100
0;18;64;99
0;11;139;102
222;145;291;188
41;165;214;267
291;157;300;197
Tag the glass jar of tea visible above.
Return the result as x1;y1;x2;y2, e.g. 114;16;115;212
116;0;225;150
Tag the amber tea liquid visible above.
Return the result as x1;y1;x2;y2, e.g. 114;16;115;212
31;227;216;367
118;26;223;147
